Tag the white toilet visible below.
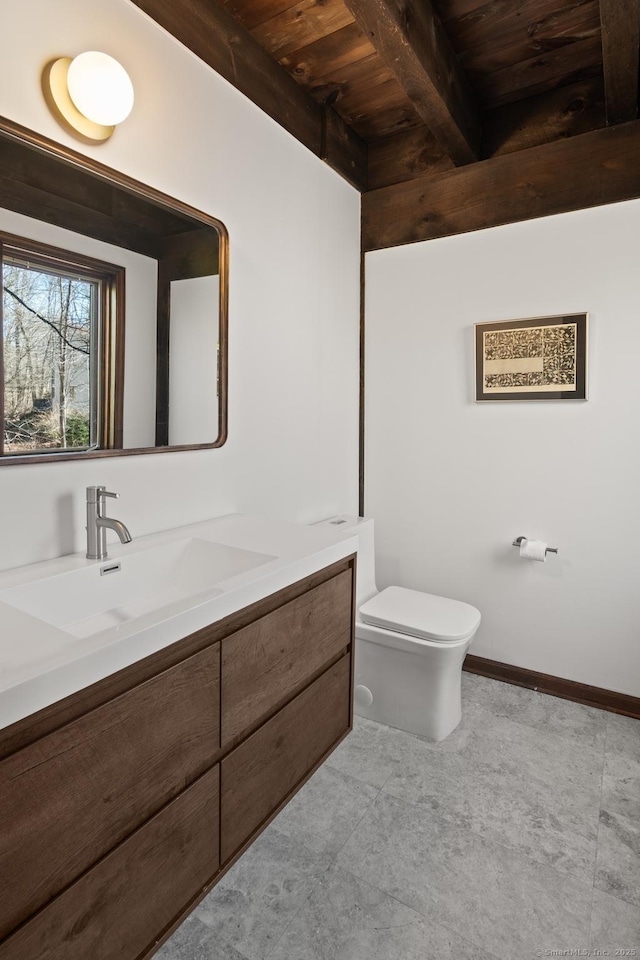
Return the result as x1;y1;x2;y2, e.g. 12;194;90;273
317;516;481;741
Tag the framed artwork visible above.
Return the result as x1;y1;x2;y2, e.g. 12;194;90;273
475;313;588;402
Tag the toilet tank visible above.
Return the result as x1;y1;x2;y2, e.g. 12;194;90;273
312;516;378;607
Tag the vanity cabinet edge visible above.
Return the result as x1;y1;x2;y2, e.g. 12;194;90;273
0;766;221;960
0;554;356;758
0;554;356;960
138;659;353;960
0;640;221;940
221;568;354;747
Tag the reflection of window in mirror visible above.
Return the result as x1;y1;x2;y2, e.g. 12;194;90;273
0;117;229;463
0;233;123;457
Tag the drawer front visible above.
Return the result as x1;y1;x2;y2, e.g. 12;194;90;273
0;643;220;940
0;766;220;960
220;654;351;862
221;568;353;745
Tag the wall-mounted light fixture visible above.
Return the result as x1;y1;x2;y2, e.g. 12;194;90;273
43;52;134;143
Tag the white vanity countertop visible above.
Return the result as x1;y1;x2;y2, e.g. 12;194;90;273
0;514;357;731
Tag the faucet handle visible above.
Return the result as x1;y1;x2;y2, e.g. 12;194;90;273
86;485;120;503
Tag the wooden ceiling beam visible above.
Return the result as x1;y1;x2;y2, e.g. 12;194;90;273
482;76;606;158
368;77;606;191
130;0;367;190
443;0;600;60
600;0;640;125
368;126;454;191
471;33;603;109
362;120;640;250
250;0;354;61
341;0;480;164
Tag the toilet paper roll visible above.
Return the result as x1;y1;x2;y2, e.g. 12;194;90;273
519;538;547;562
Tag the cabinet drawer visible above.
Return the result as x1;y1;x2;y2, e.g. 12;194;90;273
0;766;220;960
0;643;220;940
220;654;351;862
221;569;352;745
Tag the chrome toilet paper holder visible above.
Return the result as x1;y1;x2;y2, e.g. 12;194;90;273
512;536;558;556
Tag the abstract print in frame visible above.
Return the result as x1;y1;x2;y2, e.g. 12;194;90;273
475;313;588;402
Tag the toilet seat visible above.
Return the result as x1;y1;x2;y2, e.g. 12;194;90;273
359;586;481;644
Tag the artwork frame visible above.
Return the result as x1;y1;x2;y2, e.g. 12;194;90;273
475;313;588;402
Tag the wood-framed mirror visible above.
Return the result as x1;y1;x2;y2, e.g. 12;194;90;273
0;116;228;464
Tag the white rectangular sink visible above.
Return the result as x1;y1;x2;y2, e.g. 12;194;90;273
0;537;275;639
0;513;359;732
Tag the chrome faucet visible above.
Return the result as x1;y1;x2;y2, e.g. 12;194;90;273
86;486;133;560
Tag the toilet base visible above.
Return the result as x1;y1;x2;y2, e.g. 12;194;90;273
353;629;471;742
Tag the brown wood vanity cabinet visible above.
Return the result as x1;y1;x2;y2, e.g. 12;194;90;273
0;555;355;960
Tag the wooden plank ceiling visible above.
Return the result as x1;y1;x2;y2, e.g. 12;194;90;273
132;0;640;249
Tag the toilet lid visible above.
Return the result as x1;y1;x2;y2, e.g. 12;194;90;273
359;586;481;643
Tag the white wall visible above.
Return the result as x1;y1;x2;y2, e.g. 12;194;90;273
0;0;360;570
169;275;219;446
365;202;640;697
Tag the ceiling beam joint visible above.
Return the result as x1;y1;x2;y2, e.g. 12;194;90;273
363;120;640;250
130;0;367;190
342;0;480;164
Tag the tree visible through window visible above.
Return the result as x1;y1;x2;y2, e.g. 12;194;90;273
0;235;123;457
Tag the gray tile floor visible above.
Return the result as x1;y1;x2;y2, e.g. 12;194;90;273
158;674;640;960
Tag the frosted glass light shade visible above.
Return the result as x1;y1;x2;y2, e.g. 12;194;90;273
44;52;134;142
67;52;134;126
